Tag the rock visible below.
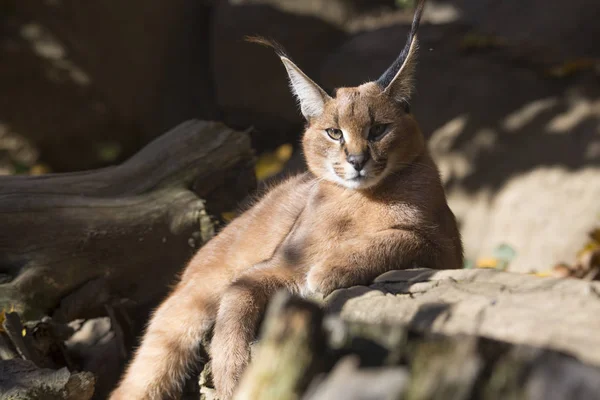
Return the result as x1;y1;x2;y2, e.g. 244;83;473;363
208;284;600;400
326;268;600;367
320;23;600;272
0;359;95;400
304;356;409;400
212;0;346;151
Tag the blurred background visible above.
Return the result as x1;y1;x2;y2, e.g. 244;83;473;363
1;0;599;273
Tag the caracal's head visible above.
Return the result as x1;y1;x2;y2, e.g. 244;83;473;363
248;0;427;190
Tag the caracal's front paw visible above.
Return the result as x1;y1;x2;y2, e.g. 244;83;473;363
108;385;141;400
109;378;165;400
211;341;250;399
107;387;124;400
306;264;349;297
212;366;240;400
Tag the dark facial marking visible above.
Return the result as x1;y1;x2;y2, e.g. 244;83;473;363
368;123;390;141
401;100;411;113
368;143;386;164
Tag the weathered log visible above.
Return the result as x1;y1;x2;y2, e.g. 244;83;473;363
0;120;255;321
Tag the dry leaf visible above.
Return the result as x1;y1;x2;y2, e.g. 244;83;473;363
221;212;237;223
29;163;51;175
475;258;498;269
546;58;598;78
255;143;294;181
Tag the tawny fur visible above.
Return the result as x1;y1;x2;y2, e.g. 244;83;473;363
110;1;461;398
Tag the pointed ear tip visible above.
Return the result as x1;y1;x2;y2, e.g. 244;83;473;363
245;35;290;59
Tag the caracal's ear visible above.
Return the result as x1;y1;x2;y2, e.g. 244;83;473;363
376;0;426;107
246;36;331;120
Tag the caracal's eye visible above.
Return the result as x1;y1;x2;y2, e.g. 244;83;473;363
368;123;389;141
326;128;343;141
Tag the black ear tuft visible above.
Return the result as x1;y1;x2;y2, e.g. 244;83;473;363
376;0;426;89
245;35;291;60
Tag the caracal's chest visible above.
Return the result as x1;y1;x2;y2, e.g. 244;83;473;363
275;180;393;266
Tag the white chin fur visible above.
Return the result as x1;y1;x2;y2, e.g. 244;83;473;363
326;164;386;190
